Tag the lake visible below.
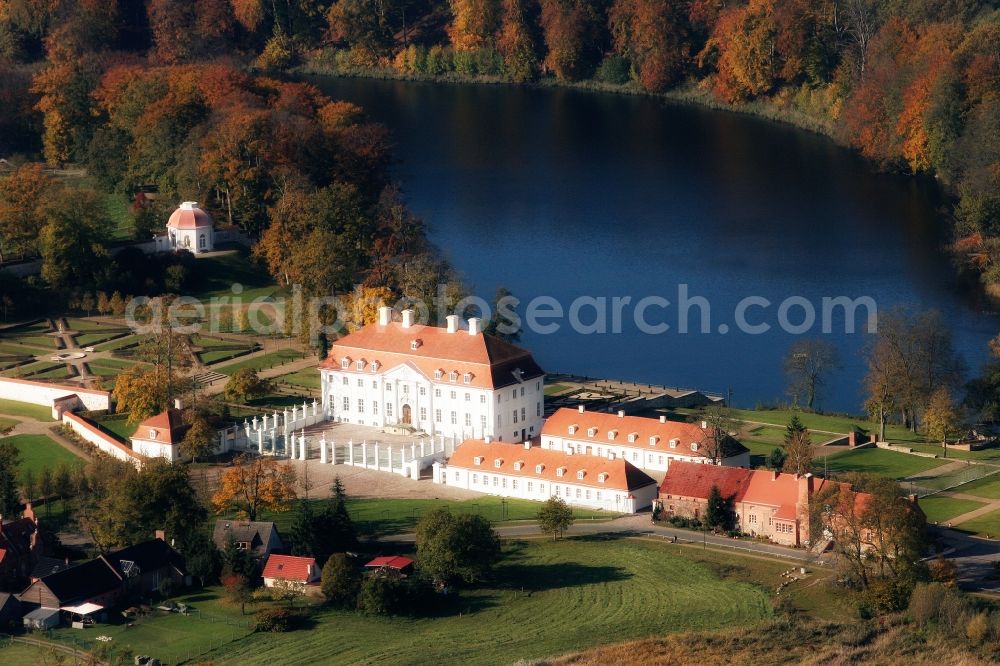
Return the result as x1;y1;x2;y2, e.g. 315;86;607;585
309;76;997;413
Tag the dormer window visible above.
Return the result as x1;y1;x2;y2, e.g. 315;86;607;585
607;430;617;441
370;361;380;372
669;438;678;449
449;370;458;382
535;463;545;473
577;470;586;480
410;339;422;350
690;442;699;452
649;436;659;446
568;425;578;435
598;472;608;483
587;427;598;437
341;358;350;369
463;372;472;384
627;432;638;443
556;467;566;477
514;461;524;471
494;458;503;469
356;359;366;371
149;429;157;440
473;456;483;466
434;369;443;380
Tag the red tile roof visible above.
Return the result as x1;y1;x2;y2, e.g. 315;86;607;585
366;556;414;570
542;408;749;460
262;554;317;583
320;320;544;389
448;440;657;492
134;409;189;445
167;202;213;230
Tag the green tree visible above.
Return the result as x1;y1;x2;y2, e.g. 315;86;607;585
184;531;223;586
415;507;500;586
38;466;54;516
222;535;256;579
22;467;35;502
357;569;408;615
223;367;272;404
180;414;216;463
0;440;21;516
767;447;787;471
537;496;574;540
321;553;361;608
924;387;962;456
37;189;112;289
705;484;734;532
223;573;254;615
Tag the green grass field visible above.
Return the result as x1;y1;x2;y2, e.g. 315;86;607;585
2;361;73;380
0;398;55;421
821;448;946;479
92;414;139;441
216;349;305;376
274;367;321;390
2;434;85;481
953;508;1000;538
949;474;1000;500
86;357;143;378
544;383;570;395
186;250;281;302
204;538;773;666
94;334;144;352
918;495;987;524
0;642;53;666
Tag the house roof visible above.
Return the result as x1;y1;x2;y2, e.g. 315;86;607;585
320;320;544;390
31;556;72;580
0;517;36;559
366;556;414;570
657;462;756;501
134;409;189;446
262;555;316;582
542;408;750;460
167;202;213;230
212;520;282;555
30;558;122;605
448;440;658;492
103;538;187;578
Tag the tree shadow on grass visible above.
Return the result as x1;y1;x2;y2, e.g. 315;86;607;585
495;560;632;593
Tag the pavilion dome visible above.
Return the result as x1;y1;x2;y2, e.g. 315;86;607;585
167;201;213;230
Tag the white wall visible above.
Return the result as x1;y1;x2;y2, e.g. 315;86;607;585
130;436;178;462
542;434;749;474
443;464;656;514
0;377;110;411
62;412;141;466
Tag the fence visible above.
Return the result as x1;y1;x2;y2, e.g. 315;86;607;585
907;463;1000;498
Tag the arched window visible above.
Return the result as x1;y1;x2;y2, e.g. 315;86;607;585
199;234;206;249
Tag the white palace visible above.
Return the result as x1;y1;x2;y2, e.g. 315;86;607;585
319;307;546;442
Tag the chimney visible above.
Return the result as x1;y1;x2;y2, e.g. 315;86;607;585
173;398;183;410
524;441;531;450
701;420;708;430
468;317;480;336
659;415;667;424
378;306;392;326
401;309;415;328
155;529;166;542
617;410;624;418
24;502;36;525
484;435;492;444
578;405;585;414
772;470;779;481
446;315;459;333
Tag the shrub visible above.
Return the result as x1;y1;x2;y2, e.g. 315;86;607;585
966;612;990;644
253;607;302;633
321;553;361;608
595;55;632;85
426;46;453;76
256;35;297;70
908;583;946;625
357;571;408;616
927;555;957;587
862;577;912;614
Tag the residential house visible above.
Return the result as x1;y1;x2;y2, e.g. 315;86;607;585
657;461;871;547
212;520;285;562
0;592;23;630
320;307;546;442
365;556;414;576
541;407;751;475
443;439;659;513
17;557;124;612
0;504;42;591
262;555;320;593
103;534;189;594
129;407;190;461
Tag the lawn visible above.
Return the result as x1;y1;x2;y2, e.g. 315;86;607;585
0;642;52;666
86;357;143;378
544;383;570;395
202;537;774;666
0;398;55;421
821;448;947;479
186;250;281;302
74;330;130;347
917;495;987;524
94;334;144;352
273;367;321;390
2;434;85;480
216;349;305;376
92;413;139;441
953;508;1000;538
2;361;73;380
949;474;1000;500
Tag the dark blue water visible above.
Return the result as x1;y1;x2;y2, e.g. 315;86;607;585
309;76;997;413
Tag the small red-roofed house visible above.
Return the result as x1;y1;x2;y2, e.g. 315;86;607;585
365;556;415;576
130;407;191;461
262;555;320;590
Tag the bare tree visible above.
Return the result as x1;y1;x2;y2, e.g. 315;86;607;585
784;338;841;410
699;403;744;464
840;0;881;75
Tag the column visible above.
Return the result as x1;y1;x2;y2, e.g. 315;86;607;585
374;443;380;471
257;429;264;454
348;439;354;465
411;443;416;461
244;419;251;438
270;429;277;454
299;431;307;461
360;440;367;467
218;431;226;454
312;399;318;417
259;414;266;431
387;445;394;473
320;434;328;464
420;441;426;457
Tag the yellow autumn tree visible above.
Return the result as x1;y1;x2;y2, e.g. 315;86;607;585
345;285;394;332
212;454;297;521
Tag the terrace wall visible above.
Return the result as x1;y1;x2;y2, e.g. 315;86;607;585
62;412;141;467
0;377;110;411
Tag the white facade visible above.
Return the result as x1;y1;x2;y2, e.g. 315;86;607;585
156;201;215;254
542;433;750;474
0;377;111;412
445;463;656;514
320;309;545;442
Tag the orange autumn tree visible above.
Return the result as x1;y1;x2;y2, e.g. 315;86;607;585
539;0;599;81
0;164;53;262
497;0;539;83
705;0;779;103
449;0;500;52
609;0;691;93
212;454;297;521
